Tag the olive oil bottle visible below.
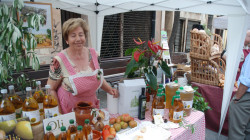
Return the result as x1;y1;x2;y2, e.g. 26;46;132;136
83;119;92;140
67;119;77;140
58;126;68;140
22;87;40;126
43;85;59;119
33;81;45;116
151;89;165;118
75;125;85;140
138;87;146;120
0;89;16;122
169;91;184;123
8;85;23;118
44;125;56;140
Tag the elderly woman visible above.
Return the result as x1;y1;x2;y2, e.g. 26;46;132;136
47;18;118;114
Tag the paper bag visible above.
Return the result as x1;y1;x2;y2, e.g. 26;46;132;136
118;79;146;117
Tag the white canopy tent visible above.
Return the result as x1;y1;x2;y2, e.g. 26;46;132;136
213;15;250;29
3;0;250;137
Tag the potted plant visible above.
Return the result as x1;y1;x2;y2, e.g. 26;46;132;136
0;0;44;92
124;38;171;90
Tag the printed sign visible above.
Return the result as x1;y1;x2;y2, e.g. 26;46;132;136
43;112;76;136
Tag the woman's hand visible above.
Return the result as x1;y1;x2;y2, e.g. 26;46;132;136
109;88;119;98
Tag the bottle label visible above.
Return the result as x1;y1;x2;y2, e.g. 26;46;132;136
139;100;146;119
173;111;183;121
15;107;22;114
88;132;93;140
182;100;193;109
22;110;40;124
153;108;165;117
0;113;16;122
38;103;44;113
44;106;59;119
70;134;76;139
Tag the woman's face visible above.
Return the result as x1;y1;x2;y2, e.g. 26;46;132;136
66;26;86;49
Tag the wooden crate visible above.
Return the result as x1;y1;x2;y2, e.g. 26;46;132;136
190;57;225;86
190;30;223;60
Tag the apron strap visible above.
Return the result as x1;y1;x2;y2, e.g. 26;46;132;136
89;48;100;69
57;52;76;75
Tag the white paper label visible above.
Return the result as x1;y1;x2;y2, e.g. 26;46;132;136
44;106;59;119
70;134;76;139
15;107;22;114
22;110;40;124
88;132;93;140
182;100;193;109
38;103;43;110
0;113;16;122
153;108;165;117
173;111;183;121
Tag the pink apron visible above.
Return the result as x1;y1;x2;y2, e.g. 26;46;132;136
57;48;103;114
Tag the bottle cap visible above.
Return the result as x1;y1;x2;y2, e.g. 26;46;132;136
26;87;31;91
45;85;50;89
77;125;83;130
69;119;74;124
1;89;7;94
156;93;162;97
179;87;184;90
8;85;14;90
157;89;162;93
176;91;180;95
36;81;41;85
174;80;178;83
46;125;51;131
159;84;163;88
85;119;90;124
61;126;66;131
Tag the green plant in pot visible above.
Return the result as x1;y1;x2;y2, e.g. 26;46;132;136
125;38;171;90
0;0;45;91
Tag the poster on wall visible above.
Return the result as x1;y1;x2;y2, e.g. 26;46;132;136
21;2;54;48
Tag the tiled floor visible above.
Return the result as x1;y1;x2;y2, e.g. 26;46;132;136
96;89;229;140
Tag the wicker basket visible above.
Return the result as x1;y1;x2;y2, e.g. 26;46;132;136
190;57;225;86
190;30;223;60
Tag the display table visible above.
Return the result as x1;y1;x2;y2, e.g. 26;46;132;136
110;109;205;140
32;108;205;140
192;82;236;136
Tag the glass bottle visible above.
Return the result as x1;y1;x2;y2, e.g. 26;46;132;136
94;117;104;131
180;86;195;116
43;85;59;119
169;91;184;123
138;87;146;120
0;89;16;122
33;81;45;116
58;126;67;140
151;89;165;118
44;125;56;140
67;119;77;140
22;87;40;126
84;119;92;140
165;80;179;109
8;85;23;118
75;125;85;140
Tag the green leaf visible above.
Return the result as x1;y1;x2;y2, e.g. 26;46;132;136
145;71;157;90
125;58;138;76
160;60;171;77
125;48;135;56
3;4;8;16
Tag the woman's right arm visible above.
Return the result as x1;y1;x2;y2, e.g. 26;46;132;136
47;57;63;113
47;77;62;113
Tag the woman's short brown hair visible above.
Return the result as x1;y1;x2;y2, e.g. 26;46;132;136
62;18;89;41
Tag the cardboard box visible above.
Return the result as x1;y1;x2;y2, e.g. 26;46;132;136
118;79;146;117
